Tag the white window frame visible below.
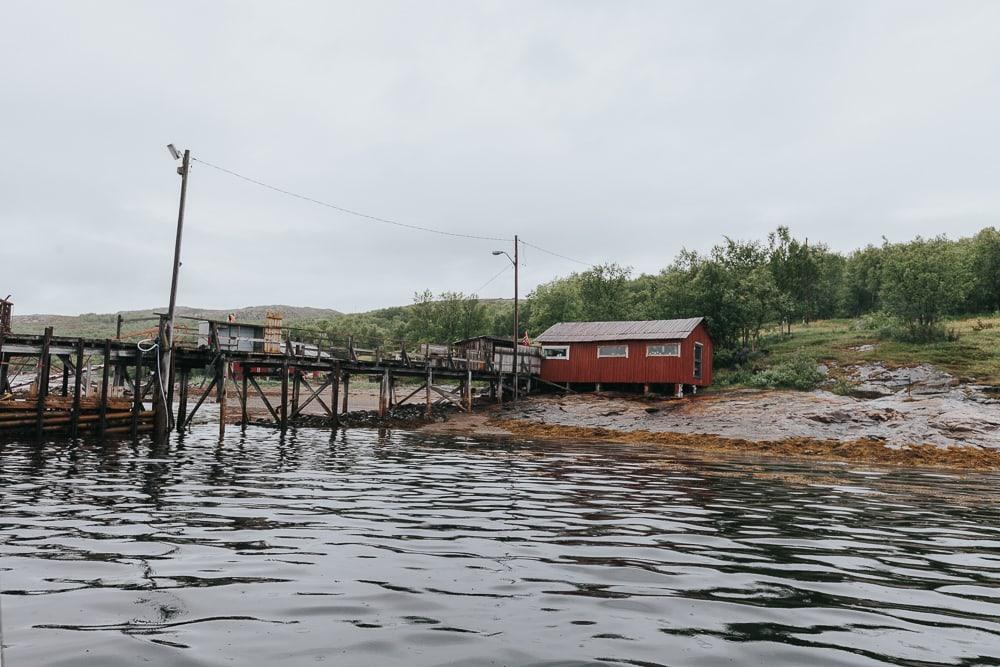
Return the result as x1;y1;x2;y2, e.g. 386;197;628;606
646;343;681;357
597;344;629;358
542;345;570;360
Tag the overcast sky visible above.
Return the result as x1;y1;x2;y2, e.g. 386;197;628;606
3;1;999;316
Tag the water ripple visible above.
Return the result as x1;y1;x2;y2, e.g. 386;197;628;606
2;426;1000;665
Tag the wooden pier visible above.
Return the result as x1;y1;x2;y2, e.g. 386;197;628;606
0;317;540;440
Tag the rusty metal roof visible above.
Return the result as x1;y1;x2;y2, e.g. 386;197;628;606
535;318;704;343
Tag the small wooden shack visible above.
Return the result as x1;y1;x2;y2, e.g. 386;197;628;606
535;318;712;395
453;335;541;375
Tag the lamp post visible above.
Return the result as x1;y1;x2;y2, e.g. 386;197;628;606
492;234;519;401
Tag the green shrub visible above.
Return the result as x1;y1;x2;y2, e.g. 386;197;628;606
829;378;856;396
855;310;960;343
714;367;755;386
855;311;897;333
746;351;824;390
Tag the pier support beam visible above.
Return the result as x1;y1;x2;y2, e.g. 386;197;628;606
217;356;228;439
34;327;52;439
378;369;389;418
330;361;340;428
0;353;8;398
280;358;289;431
241;368;249;429
341;374;350;414
291;368;301;419
98;339;111;437
166;352;176;429
176;368;189;432
465;369;473;412
426;368;433;418
131;352;142;439
69;339;83;437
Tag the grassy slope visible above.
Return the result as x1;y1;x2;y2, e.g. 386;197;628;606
10;305;343;339
753;314;1000;385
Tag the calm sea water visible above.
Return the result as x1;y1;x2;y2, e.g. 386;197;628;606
2;426;1000;666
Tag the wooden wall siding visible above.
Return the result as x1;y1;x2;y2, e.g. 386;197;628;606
539;323;713;386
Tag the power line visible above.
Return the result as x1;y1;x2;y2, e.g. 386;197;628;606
519;238;593;268
191;156;605;269
192;157;510;242
472;264;512;295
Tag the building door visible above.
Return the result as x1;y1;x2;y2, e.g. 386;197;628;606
693;343;703;380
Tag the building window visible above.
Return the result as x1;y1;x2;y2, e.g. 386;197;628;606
647;343;680;357
597;344;628;358
542;345;570;360
694;342;703;379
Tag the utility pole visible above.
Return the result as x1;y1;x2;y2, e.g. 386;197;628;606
492;236;520;402
155;146;190;441
513;234;519;402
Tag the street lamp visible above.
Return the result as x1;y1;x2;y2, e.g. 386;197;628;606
492;235;519;401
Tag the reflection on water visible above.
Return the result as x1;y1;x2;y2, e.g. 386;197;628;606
2;426;1000;666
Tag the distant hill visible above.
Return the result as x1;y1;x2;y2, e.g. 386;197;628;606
10;305;343;339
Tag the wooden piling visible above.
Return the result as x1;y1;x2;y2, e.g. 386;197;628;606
131;351;142;439
341;374;350;414
280;359;289;431
61;360;69;397
330;361;340;427
241;367;249;428
378;369;388;418
69;339;83;437
425;368;433;418
217;356;228;439
176;368;189;432
99;339;111;436
166;349;176;426
466;369;473;411
0;339;8;395
35;327;53;439
291;368;301;418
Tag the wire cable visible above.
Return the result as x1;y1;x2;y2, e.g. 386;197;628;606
137;338;173;430
518;238;594;268
192;157;510;242
472;264;512;296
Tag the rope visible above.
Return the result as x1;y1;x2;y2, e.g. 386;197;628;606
137;338;173;429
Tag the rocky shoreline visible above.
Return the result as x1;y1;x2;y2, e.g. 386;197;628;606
496;363;999;449
418;363;1000;470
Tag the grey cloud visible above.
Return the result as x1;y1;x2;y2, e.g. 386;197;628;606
2;0;999;314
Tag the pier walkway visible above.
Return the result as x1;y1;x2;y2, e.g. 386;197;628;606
0;321;540;440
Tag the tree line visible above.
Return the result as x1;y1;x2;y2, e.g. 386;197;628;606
307;226;1000;357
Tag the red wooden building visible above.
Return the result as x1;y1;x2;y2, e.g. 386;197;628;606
535;318;712;395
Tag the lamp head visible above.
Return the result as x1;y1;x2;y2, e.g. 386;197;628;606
491;251;503;256
167;144;181;160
